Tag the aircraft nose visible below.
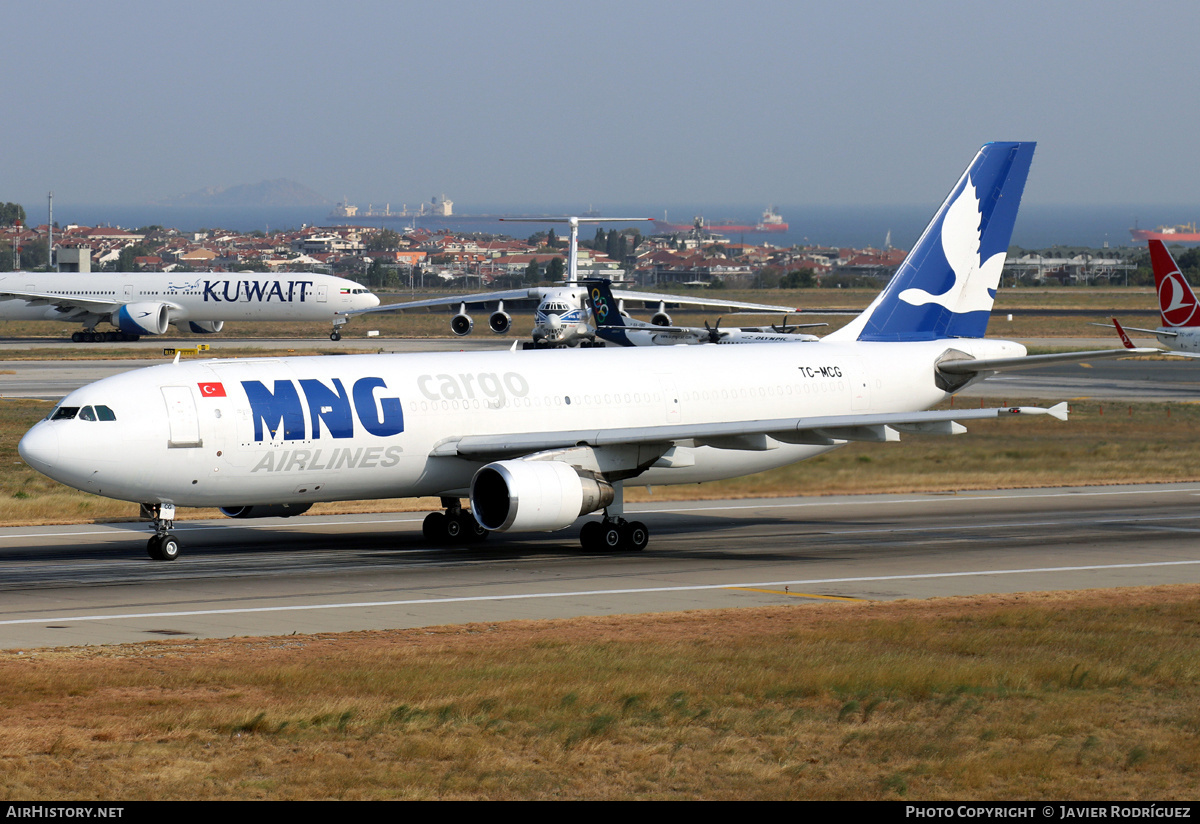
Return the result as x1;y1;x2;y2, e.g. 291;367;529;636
547;314;562;330
18;423;60;473
365;293;380;308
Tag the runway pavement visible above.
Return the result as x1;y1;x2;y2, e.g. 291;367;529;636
1;483;1199;649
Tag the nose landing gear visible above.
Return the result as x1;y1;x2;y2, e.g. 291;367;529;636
141;502;181;561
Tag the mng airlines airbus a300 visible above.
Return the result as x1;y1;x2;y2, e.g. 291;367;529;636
0;271;379;341
19;142;1149;560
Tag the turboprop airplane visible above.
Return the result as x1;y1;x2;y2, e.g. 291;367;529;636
1094;240;1200;357
19;141;1156;561
0;271;379;342
581;277;824;346
343;216;798;348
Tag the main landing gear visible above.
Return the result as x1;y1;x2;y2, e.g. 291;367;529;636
579;517;649;552
141;503;181;561
422;497;489;545
578;481;648;552
71;330;140;343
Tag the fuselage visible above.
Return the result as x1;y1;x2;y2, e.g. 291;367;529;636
0;271;379;325
1157;327;1200;354
19;337;1024;510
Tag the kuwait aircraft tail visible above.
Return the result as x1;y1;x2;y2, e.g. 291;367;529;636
827;142;1035;343
1149;239;1200;328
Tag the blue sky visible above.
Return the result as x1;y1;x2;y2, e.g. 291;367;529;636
4;0;1198;210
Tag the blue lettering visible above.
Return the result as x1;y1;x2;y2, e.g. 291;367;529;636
203;281;221;302
222;280;242;301
243;280;267;302
242;380;306;441
299;378;354;439
266;281;285;302
352;377;404;436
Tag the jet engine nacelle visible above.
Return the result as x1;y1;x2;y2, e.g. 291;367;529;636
450;313;474;336
488;310;511;334
470;460;615;532
187;320;224;334
650;311;672;327
219;503;313;519
114;303;170;336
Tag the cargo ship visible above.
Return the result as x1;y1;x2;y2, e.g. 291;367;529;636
657;205;789;235
1130;222;1200;242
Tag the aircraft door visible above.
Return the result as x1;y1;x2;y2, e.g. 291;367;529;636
657;374;682;423
317;285;328;303
123;284;133;300
850;357;871;411
161;386;203;448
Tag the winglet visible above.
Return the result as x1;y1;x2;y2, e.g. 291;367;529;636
1112;317;1136;349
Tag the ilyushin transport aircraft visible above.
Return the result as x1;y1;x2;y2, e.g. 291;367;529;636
19;142;1155;560
345;216;799;348
1099;240;1200;358
0;272;379;341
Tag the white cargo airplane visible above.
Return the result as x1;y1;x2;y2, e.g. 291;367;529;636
344;216;798;348
581;277;824;345
0;271;379;342
20;142;1154;561
1096;240;1200;357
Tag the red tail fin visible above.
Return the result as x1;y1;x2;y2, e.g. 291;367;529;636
1149;239;1200;327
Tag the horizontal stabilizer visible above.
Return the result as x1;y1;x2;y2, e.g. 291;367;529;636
938;348;1157;374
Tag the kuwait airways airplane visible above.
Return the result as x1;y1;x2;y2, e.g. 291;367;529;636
0;272;379;341
19;142;1150;561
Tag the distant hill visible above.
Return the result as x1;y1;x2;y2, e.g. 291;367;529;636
157;179;332;207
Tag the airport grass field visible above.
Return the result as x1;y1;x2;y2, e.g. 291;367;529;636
1;587;1197;800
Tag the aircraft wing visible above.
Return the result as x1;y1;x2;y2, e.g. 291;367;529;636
342;288;539;316
938;348;1159;374
0;287;124;314
429;403;1066;460
610;288;797;314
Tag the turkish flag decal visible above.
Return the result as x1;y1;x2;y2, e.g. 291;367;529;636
198;382;226;397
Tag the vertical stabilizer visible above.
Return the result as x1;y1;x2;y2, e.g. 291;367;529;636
828;142;1035;342
1148;239;1200;328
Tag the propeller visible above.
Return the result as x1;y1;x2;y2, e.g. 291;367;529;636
771;314;799;334
703;318;727;344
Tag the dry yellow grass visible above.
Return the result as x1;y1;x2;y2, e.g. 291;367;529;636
0;586;1196;799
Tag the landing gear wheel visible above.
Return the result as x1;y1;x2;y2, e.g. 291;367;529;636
621;521;649;552
71;332;84;343
422;511;448;543
459;513;489;543
330;330;342;341
147;533;181;561
599;523;622;551
580;521;602;551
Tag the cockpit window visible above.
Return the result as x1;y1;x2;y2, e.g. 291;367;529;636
49;404;115;421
